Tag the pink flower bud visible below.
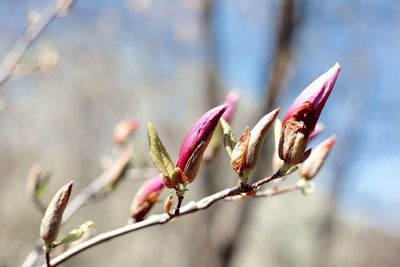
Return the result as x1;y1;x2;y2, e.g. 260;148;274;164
222;90;239;123
113;119;139;146
309;123;324;141
279;63;340;165
176;104;228;182
130;175;164;221
300;135;335;180
203;90;239;163
40;181;73;247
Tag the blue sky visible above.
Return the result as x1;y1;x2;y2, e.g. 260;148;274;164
1;0;399;232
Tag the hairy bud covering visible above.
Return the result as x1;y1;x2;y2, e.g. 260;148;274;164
40;181;73;247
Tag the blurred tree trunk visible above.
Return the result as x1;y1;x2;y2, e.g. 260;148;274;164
185;1;223;266
187;1;306;267
218;2;305;266
312;72;373;267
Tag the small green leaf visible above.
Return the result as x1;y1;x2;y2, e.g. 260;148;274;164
278;162;298;176
52;221;95;248
147;123;175;177
208;122;223;152
220;118;237;157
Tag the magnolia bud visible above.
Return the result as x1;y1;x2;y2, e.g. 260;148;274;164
163;193;174;215
245;108;280;171
231;108;279;180
279;102;316;164
176;104;228;182
130;176;164;221
40;181;73;248
113;119;138;146
300;135;335;180
279;63;340;165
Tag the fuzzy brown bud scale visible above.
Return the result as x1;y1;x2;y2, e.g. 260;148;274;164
40;181;73;247
279;102;316;165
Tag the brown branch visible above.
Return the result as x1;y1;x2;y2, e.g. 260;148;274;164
0;0;75;86
40;171;285;267
224;183;301;201
45;251;51;267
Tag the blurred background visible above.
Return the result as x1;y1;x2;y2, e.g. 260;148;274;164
1;0;400;266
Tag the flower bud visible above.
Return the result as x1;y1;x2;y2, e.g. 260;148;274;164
113;118;138;146
279;63;340;165
222;90;239;123
203;90;239;162
40;181;73;248
245;108;280;171
26;165;44;199
176;104;228;182
309;123;324;140
300;135;335;180
163;193;174;215
231;109;279;179
130;175;164;221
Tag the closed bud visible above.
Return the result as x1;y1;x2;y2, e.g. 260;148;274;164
38;46;59;73
40;181;73;248
163;193;174;215
245;108;280;171
279;63;340;165
106;149;132;189
176;104;228;182
279;105;313;165
203;90;239;162
26;165;44;199
130;175;164;221
231;108;279;179
113;118;138;146
309;123;324;141
221;90;239;123
300;135;335;180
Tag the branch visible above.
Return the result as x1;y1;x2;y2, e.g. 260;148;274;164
20;149;132;267
40;171;285;267
0;0;76;86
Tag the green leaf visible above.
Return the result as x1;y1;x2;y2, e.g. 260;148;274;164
208;122;223;152
52;221;95;248
147;123;175;177
220;118;237;157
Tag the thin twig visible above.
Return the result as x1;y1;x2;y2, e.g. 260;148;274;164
174;194;184;215
39;170;284;267
45;251;51;267
20;149;132;267
0;0;76;86
224;183;301;201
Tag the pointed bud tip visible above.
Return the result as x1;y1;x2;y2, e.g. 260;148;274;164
333;62;340;70
329;62;340;80
226;90;240;101
326;135;336;147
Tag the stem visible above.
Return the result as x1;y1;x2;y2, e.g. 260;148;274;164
174;194;184;215
20;150;132;267
45;251;51;267
40;171;286;267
